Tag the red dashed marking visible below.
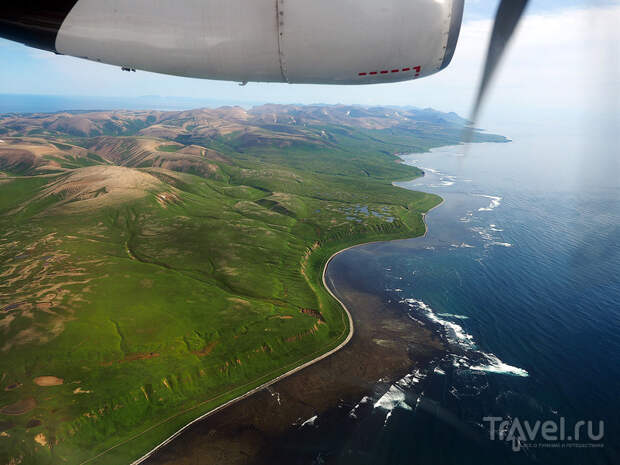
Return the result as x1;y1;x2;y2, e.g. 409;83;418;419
358;66;422;78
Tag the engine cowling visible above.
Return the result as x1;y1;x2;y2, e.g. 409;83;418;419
1;0;464;85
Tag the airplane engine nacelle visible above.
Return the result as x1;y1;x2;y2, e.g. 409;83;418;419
1;0;464;85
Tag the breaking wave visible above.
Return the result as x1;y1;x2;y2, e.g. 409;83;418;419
374;385;412;412
371;370;427;425
471;226;513;249
401;298;528;377
469;353;529;377
437;312;469;320
300;415;318;428
476;194;502;211
451;243;475;249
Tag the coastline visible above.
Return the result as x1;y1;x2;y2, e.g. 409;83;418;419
142;231;444;464
126;245;365;464
421;197;445;237
111;174;443;465
126;251;356;465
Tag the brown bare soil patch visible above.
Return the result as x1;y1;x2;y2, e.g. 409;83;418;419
300;308;326;322
177;145;230;164
155;191;181;208
33;376;63;386
138;125;184;139
227;297;249;306
0;138;90;173
34;433;47;447
101;352;160;366
125;352;160;362
192;341;218;357
285;322;322;343
40;165;164;211
73;387;92;394
0;397;36;415
1;165;162;216
0;148;36;172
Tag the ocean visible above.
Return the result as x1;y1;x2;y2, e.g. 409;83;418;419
319;126;620;464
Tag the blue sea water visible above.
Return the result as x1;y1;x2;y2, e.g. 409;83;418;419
322;126;620;464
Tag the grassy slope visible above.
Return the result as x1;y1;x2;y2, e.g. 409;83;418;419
0;114;498;464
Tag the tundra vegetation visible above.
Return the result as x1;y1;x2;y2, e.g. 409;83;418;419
0;105;505;464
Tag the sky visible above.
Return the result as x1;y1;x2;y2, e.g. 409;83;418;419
0;0;619;131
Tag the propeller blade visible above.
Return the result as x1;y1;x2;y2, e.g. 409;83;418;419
471;0;530;124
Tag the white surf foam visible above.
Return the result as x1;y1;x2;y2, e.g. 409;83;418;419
300;415;318;427
470;353;529;377
268;388;281;405
374;385;412;412
451;243;475;249
471;226;494;242
431;179;455;187
401;298;528;377
396;370;425;389
437;313;469;320
403;298;476;349
459;211;474;223
348;396;373;421
476;194;502;212
471;226;512;249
